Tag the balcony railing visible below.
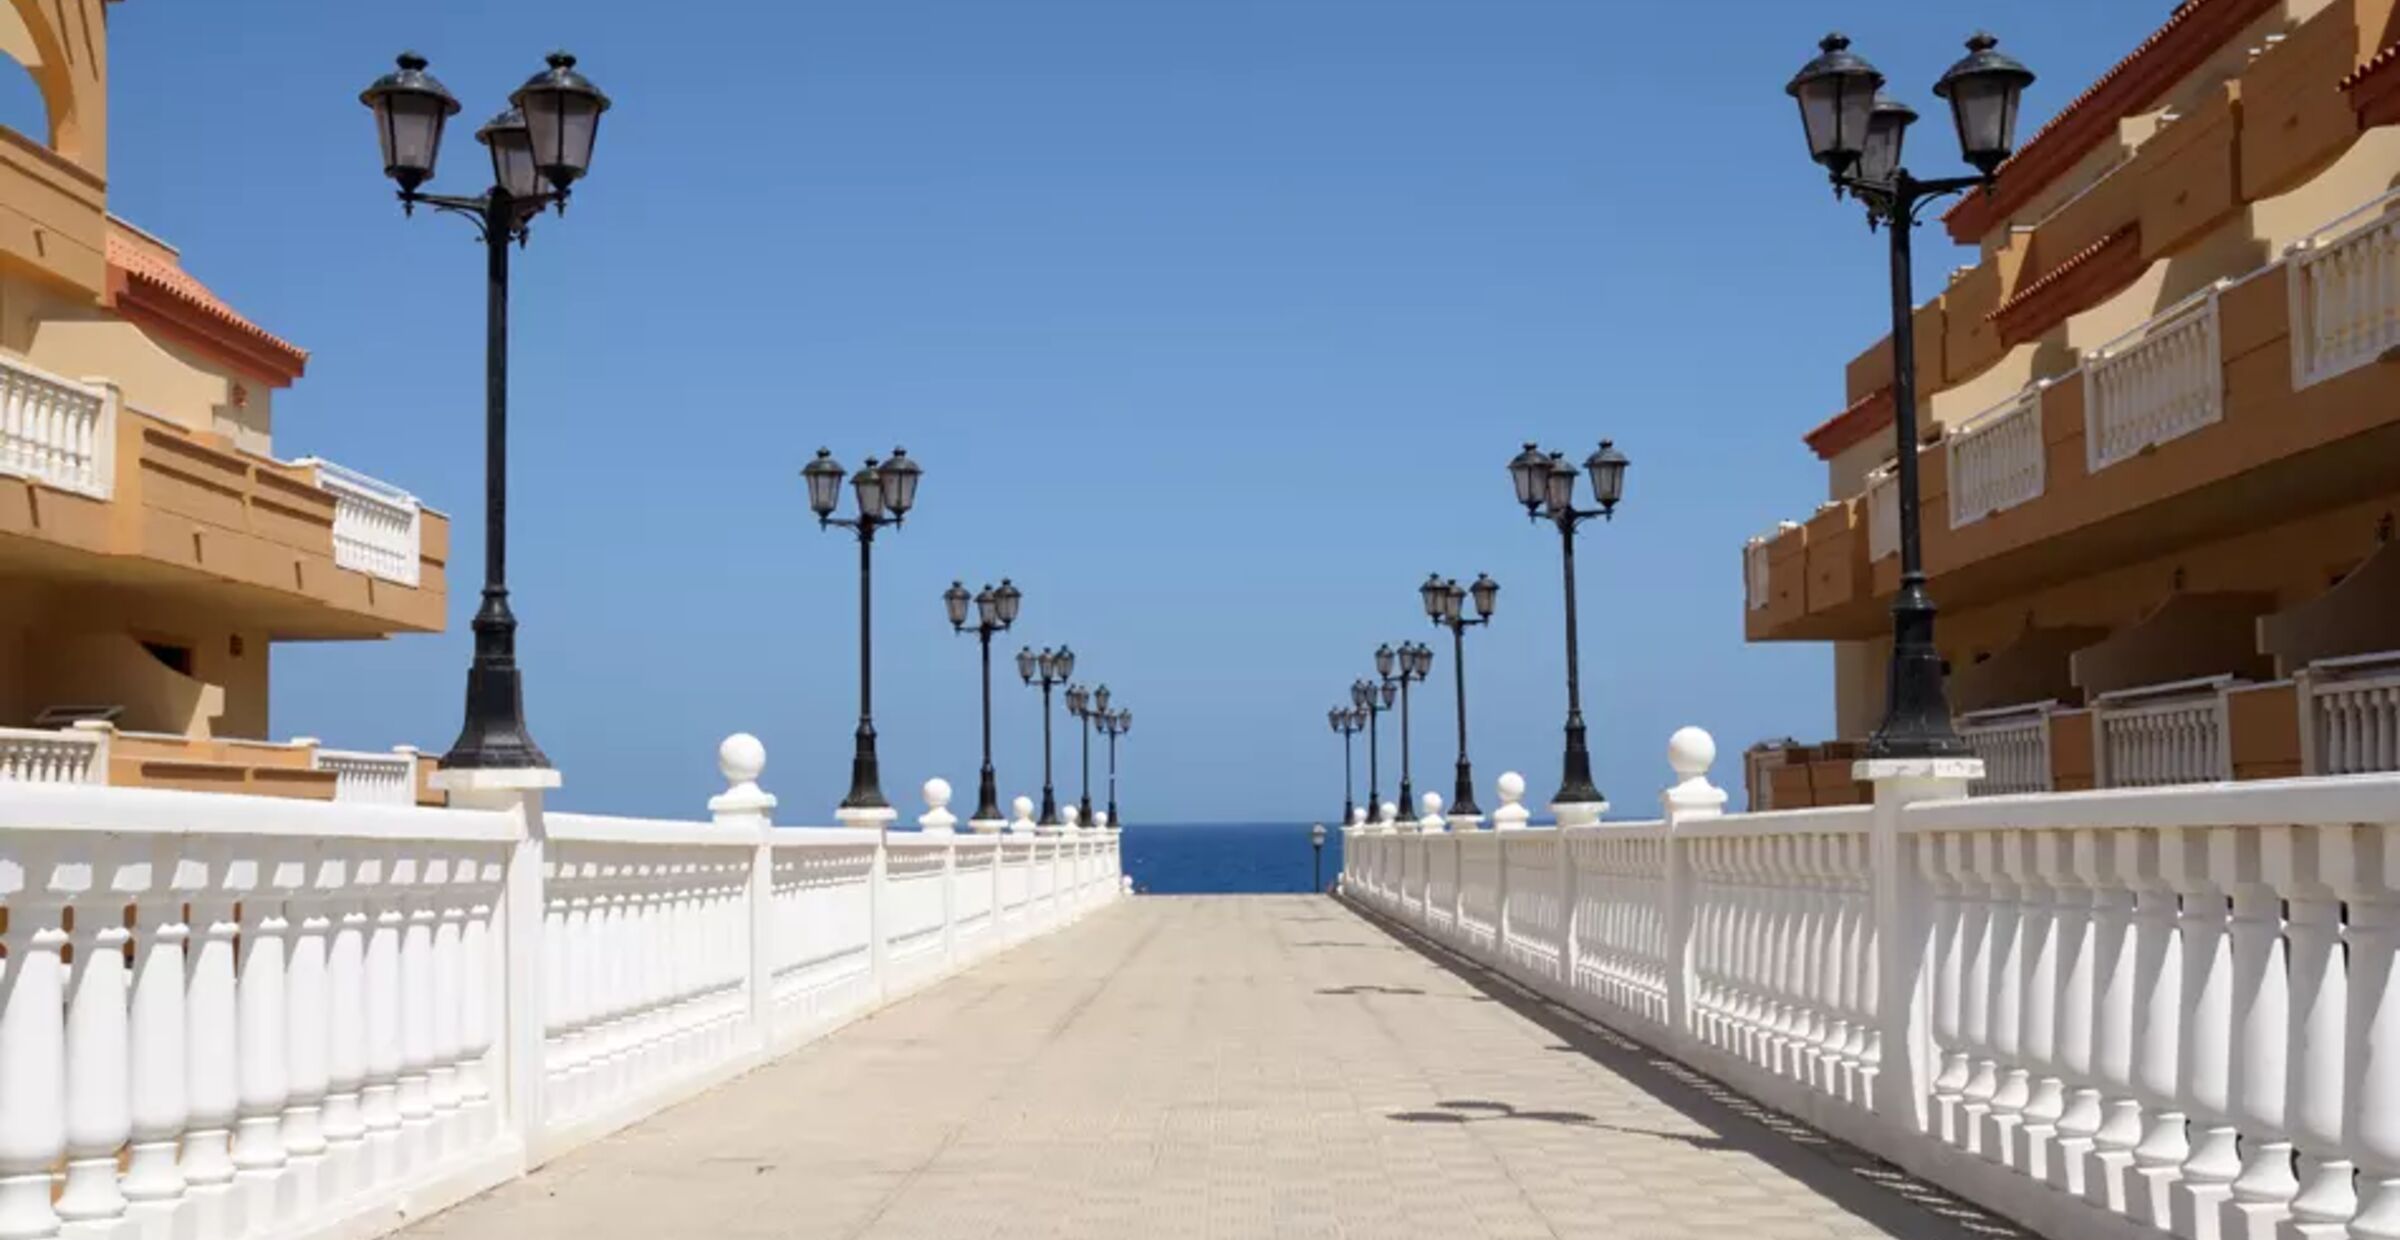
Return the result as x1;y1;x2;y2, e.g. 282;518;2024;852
0;354;112;499
2093;674;2234;787
1743;534;1772;611
303;458;423;586
0;723;106;783
2083;284;2223;471
1955;701;2054;795
1864;463;1898;561
1945;385;2044;529
2288;188;2400;390
2299;651;2400;776
310;746;419;805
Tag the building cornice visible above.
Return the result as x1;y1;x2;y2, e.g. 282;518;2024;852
1990;222;2146;348
1943;0;2279;244
1803;387;1894;462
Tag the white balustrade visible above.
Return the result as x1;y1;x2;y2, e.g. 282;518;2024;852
1958;703;2056;796
1948;385;2046;529
0;356;112;500
1744;531;1778;611
2288;189;2400;390
0;736;1119;1240
302;459;424;587
2094;677;2234;788
312;746;419;805
2299;652;2400;776
0;724;106;784
1343;727;2400;1240
2083;286;2224;472
1866;465;1899;561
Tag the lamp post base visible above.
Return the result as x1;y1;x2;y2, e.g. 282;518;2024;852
1552;719;1602;809
1038;787;1059;827
974;765;1002;824
441;613;548;770
1549;800;1607;829
1451;759;1480;818
835;805;898;830
840;725;888;812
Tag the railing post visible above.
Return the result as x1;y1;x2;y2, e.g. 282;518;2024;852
428;766;561;1162
920;780;959;968
1661;728;1726;1044
1855;753;1980;1133
708;735;776;1057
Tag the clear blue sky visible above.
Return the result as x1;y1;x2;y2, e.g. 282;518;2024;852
93;1;2164;822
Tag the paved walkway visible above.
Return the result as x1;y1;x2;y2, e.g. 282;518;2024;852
401;897;2022;1240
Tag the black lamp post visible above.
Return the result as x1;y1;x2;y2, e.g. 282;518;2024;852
1311;822;1327;892
1097;707;1130;827
1327;705;1364;825
1350;677;1396;815
1017;645;1074;824
1508;440;1628;806
1422;573;1498;817
946;578;1022;823
1065;682;1111;825
361;51;610;771
805;447;924;813
1376;642;1433;815
1787;31;2035;760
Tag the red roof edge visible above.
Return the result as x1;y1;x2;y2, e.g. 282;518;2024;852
104;226;308;387
1989;223;2146;348
1943;0;2280;244
2345;40;2400;127
1803;387;1895;461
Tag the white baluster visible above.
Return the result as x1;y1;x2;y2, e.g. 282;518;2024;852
2015;832;2072;1182
2222;854;2296;1239
2169;829;2240;1237
323;890;369;1181
1981;834;2032;1166
2349;834;2400;1240
124;880;190;1211
182;894;240;1190
2077;834;2144;1210
2279;824;2353;1239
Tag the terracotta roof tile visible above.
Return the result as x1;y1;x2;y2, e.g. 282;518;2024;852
106;228;309;371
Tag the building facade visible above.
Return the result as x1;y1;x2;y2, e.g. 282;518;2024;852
0;1;446;800
1746;0;2400;806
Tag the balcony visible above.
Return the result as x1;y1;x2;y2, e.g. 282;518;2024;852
0;722;442;803
1748;185;2400;646
0;354;447;638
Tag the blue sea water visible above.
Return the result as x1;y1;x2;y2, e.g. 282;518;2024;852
1120;822;1344;894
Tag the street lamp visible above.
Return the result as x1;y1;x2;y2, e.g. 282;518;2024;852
1349;676;1396;815
1422;573;1498;817
945;578;1022;824
1311;822;1328;892
1096;706;1130;828
1065;682;1112;825
1787;31;2034;759
1017;644;1074;824
1327;705;1365;825
361;51;610;771
805;446;924;817
1507;439;1628;809
1376;641;1433;816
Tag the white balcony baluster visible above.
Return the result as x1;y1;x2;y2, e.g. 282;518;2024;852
2289;190;2400;390
2083;287;2224;472
1947;385;2046;529
1865;465;1899;561
302;459;423;587
0;357;111;499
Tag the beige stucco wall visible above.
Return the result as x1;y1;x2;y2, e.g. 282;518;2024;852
0;270;278;452
1;581;269;737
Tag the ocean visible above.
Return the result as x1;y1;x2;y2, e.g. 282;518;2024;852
1119;822;1345;894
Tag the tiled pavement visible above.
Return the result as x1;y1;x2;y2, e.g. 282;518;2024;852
399;897;2024;1239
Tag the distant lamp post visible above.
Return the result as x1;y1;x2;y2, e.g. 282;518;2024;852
1065;682;1112;825
1422;572;1498;817
805;446;923;817
361;50;610;772
1311;822;1328;892
1508;439;1627;810
1350;676;1396;815
1018;644;1074;824
1787;30;2033;760
945;578;1022;824
1328;705;1365;825
1376;641;1434;816
1097;706;1130;827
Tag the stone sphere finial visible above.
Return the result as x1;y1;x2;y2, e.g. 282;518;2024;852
1497;771;1526;805
1379;800;1398;823
1094;810;1111;829
1668;726;1717;780
1349;806;1367;826
1420;790;1444;818
923;777;952;810
718;732;766;788
1012;794;1034;819
1062;804;1082;827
